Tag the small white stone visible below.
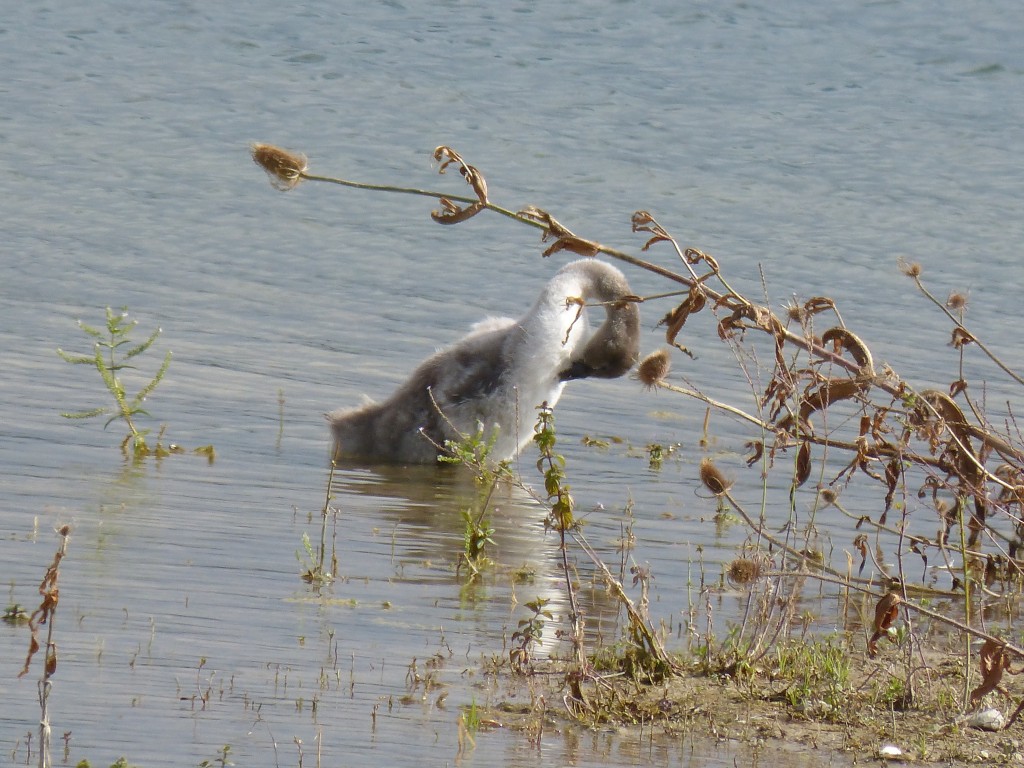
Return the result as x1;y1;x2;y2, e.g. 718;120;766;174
878;743;903;759
966;708;1005;731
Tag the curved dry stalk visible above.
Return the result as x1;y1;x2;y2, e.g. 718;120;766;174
251;141;977;410
909;272;1024;387
571;528;680;673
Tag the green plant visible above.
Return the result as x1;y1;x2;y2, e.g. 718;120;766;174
300;463;338;585
774;637;851;714
460;507;495;573
298;532;330;585
3;603;29;624
439;421;510;480
57;306;173;460
198;745;232;767
510;597;553;672
533;404;588;670
463;697;480;733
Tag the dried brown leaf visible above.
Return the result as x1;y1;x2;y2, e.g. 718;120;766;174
799;377;862;422
951;327;976;349
642;235;671;251
660;287;707;349
685;248;719;272
970;639;1011;705
430;199;485;225
795;441;812;487
853;534;869;576
803;296;837;316
745;441;765;467
883;458;901;515
631;211;657;232
867;590;901;658
542;236;601;258
821;327;875;377
433;146;488;203
717;302;756;340
45;643;57;678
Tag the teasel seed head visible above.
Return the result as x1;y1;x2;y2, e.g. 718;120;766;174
727;557;763;586
699;457;732;496
897;258;922;278
251;143;308;191
946;291;968;312
818;487;838;506
636;348;671;389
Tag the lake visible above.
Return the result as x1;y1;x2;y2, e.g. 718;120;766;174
2;1;1023;765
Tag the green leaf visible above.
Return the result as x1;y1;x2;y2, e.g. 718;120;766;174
124;326;161;359
77;320;105;339
131;350;172;407
61;407;109;420
56;348;96;365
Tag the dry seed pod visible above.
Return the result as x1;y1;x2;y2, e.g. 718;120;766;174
726;557;763;587
897;258;922;278
946;291;969;311
251;143;307;191
699;457;732;496
636;349;671;389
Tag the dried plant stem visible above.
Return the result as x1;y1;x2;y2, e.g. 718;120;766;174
830;498;1013;590
320;462;336;575
255;142;1006;414
720;489;850;582
34;527;70;768
571;529;678;672
958;497;974;707
911;274;1024;387
300;171;541;228
656;381;772;432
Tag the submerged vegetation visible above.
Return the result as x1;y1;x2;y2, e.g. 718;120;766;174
254;141;1024;762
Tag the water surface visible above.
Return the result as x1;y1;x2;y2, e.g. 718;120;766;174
2;1;1022;765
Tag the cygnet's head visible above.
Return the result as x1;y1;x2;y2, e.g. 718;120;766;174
558;261;641;381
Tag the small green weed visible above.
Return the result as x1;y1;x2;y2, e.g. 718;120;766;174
440;421;511;483
460;507;495;573
773;637;852;714
3;603;29;624
301;463;338;585
298;531;332;585
510;597;553;672
198;744;233;767
57;306;217;463
57;307;172;459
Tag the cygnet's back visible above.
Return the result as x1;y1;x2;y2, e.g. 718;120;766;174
329;259;639;464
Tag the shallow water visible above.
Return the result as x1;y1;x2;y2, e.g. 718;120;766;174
2;1;1023;765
